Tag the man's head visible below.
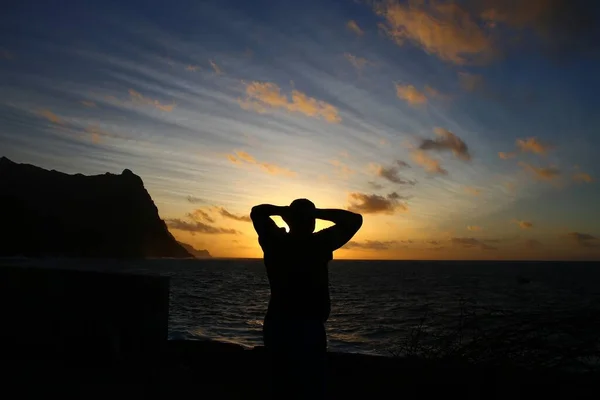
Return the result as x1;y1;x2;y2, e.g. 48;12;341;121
284;198;316;235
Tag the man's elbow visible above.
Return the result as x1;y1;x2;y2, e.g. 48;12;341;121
250;206;261;221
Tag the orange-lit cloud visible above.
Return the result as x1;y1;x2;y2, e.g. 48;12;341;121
451;237;497;250
330;159;355;179
512;219;533;229
81;100;97;108
467;225;482;231
518;162;561;181
214;207;251;223
186;64;200;72
498;151;516;160
346;20;364;36
129;89;175;112
424;85;446;100
227;150;296;177
347;192;408;214
504;182;517;194
209;60;223;75
458;71;484;91
464;186;481;196
420;128;471;161
344;53;372;72
239;81;341;123
84;125;122;143
516;137;553;155
374;0;494;65
566;232;599;248
344;240;398;250
187;208;215;224
573;172;593;183
370;162;415;185
396;84;427;105
38;109;64;125
411;150;447;175
166;219;240;235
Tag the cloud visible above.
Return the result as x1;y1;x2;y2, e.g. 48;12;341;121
467;225;483;231
424;85;446;100
38;109;64;125
473;0;599;58
239;81;341;123
370;162;416;185
186;196;204;204
209;60;223;75
458;72;484;91
214;207;251;223
346;20;364;36
420;128;472;161
566;232;599;248
524;239;543;250
227;150;296;177
344;240;398;250
1;48;14;60
573;172;593;183
498;151;516;160
330;159;355;179
81;100;97;108
411;150;448;175
368;181;384;190
186;64;200;72
344;53;372;72
129;89;175;112
84;125;122;143
374;0;597;65
187;209;215;224
451;237;497;250
512;219;533;229
504;182;517;194
347;192;408;214
396;84;427;105
464;186;481;196
374;0;494;65
516;137;553;155
518;162;561;181
166;219;240;235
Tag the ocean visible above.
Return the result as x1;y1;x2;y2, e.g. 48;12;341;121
4;258;600;357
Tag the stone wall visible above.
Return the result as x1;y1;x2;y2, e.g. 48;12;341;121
0;264;170;362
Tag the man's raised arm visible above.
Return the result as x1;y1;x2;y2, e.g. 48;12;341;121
250;204;287;238
314;208;363;251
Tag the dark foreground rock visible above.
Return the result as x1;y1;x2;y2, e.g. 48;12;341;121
4;340;600;400
0;156;191;258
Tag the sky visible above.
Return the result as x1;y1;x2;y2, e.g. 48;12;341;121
2;0;600;260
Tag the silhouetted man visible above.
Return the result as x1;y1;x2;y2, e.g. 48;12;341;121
250;199;362;399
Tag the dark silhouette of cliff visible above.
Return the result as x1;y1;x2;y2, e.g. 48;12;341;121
178;242;211;258
0;157;192;258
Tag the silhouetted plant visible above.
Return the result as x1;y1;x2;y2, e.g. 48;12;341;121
390;297;600;373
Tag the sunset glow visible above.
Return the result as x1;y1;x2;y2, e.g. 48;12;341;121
2;0;599;260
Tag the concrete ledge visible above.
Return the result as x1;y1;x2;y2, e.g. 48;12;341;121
0;264;169;362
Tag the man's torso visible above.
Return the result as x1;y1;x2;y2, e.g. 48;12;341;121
260;228;332;322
